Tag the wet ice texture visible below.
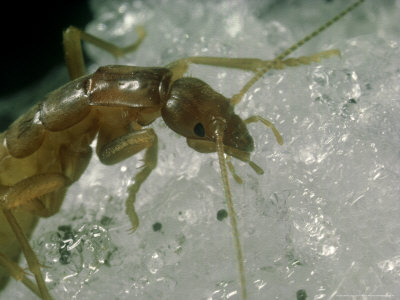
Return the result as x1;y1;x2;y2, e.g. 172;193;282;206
2;0;400;299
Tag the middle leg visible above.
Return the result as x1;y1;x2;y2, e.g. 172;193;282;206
97;127;158;231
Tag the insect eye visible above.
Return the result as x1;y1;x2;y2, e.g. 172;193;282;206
193;123;205;137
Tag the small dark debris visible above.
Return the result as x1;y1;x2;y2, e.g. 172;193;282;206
104;246;118;267
216;209;228;221
100;215;112;227
152;222;162;232
348;98;357;104
296;289;307;300
57;225;72;232
59;250;70;265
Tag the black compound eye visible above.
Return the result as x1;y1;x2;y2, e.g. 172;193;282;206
193;122;205;137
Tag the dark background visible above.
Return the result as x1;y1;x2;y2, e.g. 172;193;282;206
0;1;92;130
1;1;92;93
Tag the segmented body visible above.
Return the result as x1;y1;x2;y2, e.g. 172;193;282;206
0;66;172;288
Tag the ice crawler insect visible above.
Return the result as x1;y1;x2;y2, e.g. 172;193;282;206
0;0;365;299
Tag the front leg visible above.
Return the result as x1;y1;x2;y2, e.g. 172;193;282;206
97;128;158;231
166;49;340;105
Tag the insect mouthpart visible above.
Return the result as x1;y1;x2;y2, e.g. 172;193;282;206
223;114;254;153
186;138;252;162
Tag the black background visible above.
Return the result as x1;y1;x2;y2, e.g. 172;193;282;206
0;1;92;94
0;1;93;130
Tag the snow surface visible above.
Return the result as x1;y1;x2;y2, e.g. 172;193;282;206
2;0;400;299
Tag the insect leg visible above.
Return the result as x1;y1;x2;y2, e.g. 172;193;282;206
63;25;146;79
0;173;74;299
96;128;158;231
126;132;158;232
226;155;243;184
165;56;271;84
169;56;266;72
1;209;53;300
244;116;283;146
232;0;365;105
60;145;93;182
169;0;364;105
16;148;94;217
0;253;41;298
0;174;68;215
166;50;340;104
279;49;340;68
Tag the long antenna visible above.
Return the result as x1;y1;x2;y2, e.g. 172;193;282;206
214;123;247;300
232;0;365;105
213;1;366;298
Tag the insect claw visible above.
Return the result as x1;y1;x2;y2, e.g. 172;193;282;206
126;227;136;234
135;25;146;40
249;161;264;175
41;263;52;269
233;174;243;185
226;155;243;184
20;267;31;278
136;164;145;170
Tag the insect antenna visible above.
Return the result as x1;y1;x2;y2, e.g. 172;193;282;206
232;0;365;105
213;120;247;299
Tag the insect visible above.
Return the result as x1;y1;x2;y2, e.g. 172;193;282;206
0;1;365;299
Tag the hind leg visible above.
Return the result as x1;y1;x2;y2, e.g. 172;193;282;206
0;146;92;297
0;173;71;300
1;210;52;300
63;25;146;79
0;252;41;297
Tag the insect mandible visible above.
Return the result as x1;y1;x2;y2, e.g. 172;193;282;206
0;1;365;299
